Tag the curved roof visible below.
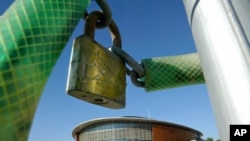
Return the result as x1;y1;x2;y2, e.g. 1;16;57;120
72;116;203;137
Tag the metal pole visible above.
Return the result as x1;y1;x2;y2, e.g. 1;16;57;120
183;0;250;141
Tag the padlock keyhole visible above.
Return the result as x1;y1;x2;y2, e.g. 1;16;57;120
93;98;107;104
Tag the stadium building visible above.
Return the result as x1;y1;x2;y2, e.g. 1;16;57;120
72;116;203;141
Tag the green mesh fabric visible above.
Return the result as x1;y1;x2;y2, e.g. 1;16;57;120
0;0;90;141
141;53;205;92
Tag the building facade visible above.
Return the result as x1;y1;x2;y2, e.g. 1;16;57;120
72;117;203;141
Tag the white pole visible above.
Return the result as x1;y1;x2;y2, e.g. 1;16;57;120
183;0;250;141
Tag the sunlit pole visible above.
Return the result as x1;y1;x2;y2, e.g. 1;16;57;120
183;0;250;140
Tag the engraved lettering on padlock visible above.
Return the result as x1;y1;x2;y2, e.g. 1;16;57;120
66;11;126;109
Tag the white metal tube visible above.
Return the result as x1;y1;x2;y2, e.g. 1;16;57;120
183;0;250;140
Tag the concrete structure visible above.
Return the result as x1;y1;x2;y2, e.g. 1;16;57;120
72;117;203;141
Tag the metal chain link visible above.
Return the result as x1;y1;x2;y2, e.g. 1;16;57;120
83;0;112;29
110;47;145;87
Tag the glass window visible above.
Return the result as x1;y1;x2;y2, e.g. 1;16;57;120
81;121;152;141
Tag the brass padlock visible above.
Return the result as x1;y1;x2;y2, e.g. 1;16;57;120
66;12;126;109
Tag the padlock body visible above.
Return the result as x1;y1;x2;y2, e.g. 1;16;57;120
66;35;126;109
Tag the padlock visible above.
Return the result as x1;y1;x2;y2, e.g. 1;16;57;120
66;11;126;109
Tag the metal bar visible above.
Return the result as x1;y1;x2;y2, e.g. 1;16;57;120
183;0;250;140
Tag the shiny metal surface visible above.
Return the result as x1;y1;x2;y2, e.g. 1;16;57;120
183;0;250;140
66;12;126;109
66;35;126;109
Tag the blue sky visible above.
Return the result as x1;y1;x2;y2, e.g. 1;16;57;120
1;0;219;140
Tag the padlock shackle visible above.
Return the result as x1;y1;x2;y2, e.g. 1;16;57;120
108;20;121;48
84;11;100;39
84;11;121;48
